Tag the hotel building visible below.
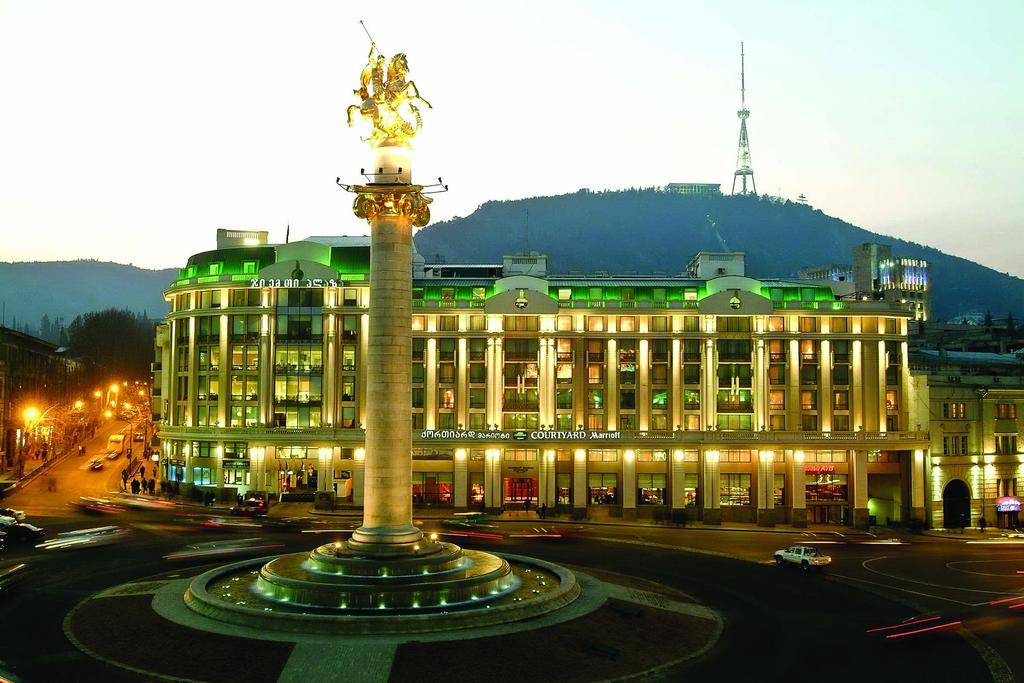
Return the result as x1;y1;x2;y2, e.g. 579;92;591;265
153;230;930;528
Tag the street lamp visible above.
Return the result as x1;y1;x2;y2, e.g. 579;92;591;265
74;400;84;410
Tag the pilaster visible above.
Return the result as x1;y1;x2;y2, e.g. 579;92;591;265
702;449;721;524
852;448;869;529
622;449;637;519
756;450;775;526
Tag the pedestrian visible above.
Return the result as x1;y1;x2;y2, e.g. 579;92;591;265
121;469;129;491
130;478;140;495
237;493;244;506
523;498;531;515
148;477;156;496
980;516;987;534
140;465;146;479
540;503;547;519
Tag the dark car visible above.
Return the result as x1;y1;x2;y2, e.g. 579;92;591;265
1;524;45;544
230;498;268;517
0;563;28;594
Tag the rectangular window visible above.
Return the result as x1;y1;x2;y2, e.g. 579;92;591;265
720;474;751;506
650;316;668;332
767;316;785;332
996;403;1017;419
637;473;667;505
619;316;636;332
588;473;618;504
587;316;605;332
587;449;617;462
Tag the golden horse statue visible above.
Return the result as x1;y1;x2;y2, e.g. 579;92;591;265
347;44;431;146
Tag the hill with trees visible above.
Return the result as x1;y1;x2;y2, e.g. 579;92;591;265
413;189;1024;321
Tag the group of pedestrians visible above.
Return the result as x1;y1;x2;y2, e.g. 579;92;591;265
121;464;156;496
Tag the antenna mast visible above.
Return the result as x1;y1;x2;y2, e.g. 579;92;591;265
732;42;757;195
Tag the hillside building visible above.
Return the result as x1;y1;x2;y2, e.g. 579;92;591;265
664;183;722;196
800;243;930;322
153;235;929;528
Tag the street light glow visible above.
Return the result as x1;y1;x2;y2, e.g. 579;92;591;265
110;384;120;393
104;410;113;418
93;390;101;398
23;407;39;422
74;400;84;410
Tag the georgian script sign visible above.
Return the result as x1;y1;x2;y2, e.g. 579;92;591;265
418;430;622;442
804;464;836;473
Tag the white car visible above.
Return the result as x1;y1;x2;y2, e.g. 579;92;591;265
0;508;26;522
774;544;831;571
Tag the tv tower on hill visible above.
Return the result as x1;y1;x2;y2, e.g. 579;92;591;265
732;42;757;195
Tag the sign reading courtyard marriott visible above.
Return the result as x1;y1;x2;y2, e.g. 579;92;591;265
419;430;623;441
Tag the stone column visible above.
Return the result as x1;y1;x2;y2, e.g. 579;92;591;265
790;450;807;527
453;448;468;510
349;206;422;552
702;449;721;524
622;449;637;519
756;450;775;526
540;449;556;508
218;314;229;427
352;450;365;507
573;448;587;513
670;449;687;510
671;339;682;431
483;448;500;512
851;448;869;529
910;448;926;524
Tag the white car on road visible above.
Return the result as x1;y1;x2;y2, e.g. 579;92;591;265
774;544;831;571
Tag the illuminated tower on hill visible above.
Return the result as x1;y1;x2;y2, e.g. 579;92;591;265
731;42;757;195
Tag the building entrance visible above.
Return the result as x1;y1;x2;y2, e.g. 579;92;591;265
503;477;536;505
808;504;848;525
277;462;317;492
942;479;970;530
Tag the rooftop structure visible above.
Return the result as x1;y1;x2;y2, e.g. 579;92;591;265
732;43;756;195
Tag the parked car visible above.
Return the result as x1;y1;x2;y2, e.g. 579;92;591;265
0;523;45;544
774;544;832;571
0;508;25;522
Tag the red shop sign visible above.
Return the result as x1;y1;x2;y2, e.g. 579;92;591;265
805;464;836;474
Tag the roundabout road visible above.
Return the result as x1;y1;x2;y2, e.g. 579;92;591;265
0;511;1007;682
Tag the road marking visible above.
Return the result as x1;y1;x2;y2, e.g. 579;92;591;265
946;558;1024;578
861;556;1015;596
591;535;751;562
829;572;982;606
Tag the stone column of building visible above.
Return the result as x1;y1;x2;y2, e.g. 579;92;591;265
756;449;775;526
323;313;336;427
702;449;721;524
317;447;330;493
348;204;422;551
851;448;869;529
671;338;682;431
852;338;863;430
787;338;799;431
754;337;765;430
573;448;587;512
259;313;273;426
901;339;911;431
622;449;637;520
218;313;229;427
638;340;650;431
540;449;556;508
606;338;618;430
670;449;687;510
539;337;554;428
483;448;500;512
425;337;437;430
453;448;468;510
456;337;468;428
877;340;887;432
704;337;716;431
911;448;926;524
573;336;586;430
790;450;807;527
263;445;276;494
820;339;832;431
187;316;198;427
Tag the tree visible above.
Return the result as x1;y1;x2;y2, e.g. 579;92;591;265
1008;312;1016;334
66;308;156;384
984;310;994;328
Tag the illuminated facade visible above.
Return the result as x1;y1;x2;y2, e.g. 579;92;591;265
912;349;1024;529
154;236;931;528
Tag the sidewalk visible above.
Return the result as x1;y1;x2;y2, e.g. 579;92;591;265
285;503;899;536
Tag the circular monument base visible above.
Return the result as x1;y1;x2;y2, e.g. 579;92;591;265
184;542;580;635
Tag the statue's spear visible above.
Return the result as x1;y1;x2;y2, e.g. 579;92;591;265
359;20;376;48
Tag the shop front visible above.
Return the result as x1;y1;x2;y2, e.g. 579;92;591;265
805;464;848;525
995;497;1021;529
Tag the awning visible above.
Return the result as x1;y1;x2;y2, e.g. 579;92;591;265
995;497;1021;512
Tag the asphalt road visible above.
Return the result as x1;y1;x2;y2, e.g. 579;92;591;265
0;503;1017;683
4;417;142;517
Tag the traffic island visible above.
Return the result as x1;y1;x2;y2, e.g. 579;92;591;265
64;563;722;682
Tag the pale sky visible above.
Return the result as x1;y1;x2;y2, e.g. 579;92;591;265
1;0;1021;275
